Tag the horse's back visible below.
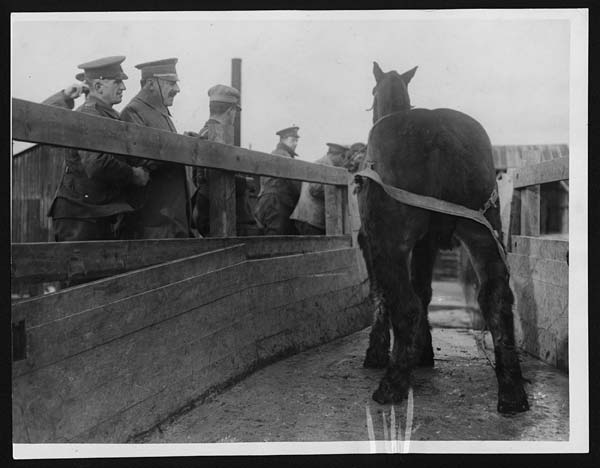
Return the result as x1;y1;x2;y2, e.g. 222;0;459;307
371;107;496;209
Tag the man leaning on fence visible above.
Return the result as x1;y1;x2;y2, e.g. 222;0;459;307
119;58;192;239
187;84;257;237
254;126;302;235
47;56;150;242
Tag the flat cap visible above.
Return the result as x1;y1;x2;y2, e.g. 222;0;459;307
326;142;350;154
135;58;179;81
77;56;128;81
208;84;241;108
276;126;300;138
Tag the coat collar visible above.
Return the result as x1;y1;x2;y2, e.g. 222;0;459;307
276;142;298;158
83;95;120;119
133;88;172;118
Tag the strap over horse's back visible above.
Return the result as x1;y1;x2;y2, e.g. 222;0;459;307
354;166;508;270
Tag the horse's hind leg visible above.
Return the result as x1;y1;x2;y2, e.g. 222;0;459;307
455;220;529;413
370;240;427;404
359;229;390;368
410;233;438;367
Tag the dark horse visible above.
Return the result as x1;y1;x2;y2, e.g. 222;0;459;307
356;62;529;413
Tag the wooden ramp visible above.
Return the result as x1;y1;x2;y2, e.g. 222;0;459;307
12;237;371;443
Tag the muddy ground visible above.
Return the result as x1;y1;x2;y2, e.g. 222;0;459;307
140;282;569;443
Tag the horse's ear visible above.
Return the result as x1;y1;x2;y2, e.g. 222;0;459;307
373;62;384;83
400;66;418;85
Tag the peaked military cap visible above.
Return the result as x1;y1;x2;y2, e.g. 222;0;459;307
208;84;241;109
135;58;179;81
326;142;350;154
77;56;128;80
276;126;300;138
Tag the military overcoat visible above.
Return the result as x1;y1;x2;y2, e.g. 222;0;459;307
120;89;191;238
47;95;136;220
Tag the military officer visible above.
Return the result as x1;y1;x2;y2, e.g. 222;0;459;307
290;142;350;235
187;84;257;237
119;58;192;239
48;56;150;241
254;126;302;235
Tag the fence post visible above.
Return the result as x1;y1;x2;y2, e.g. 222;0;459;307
208;123;236;237
324;184;347;235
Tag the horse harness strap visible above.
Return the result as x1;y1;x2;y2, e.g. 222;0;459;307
354;167;509;270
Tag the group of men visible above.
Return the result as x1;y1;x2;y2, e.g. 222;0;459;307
43;55;366;242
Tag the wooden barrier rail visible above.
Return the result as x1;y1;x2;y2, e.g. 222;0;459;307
12;98;351;236
511;157;569;237
506;156;569;371
11;235;351;284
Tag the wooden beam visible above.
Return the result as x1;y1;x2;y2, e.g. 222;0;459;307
520;184;540;236
13;247;358;375
12;98;348;185
11;236;351;284
513;157;569;188
324;185;346;235
510;235;568;262
208;122;236;237
12;245;247;329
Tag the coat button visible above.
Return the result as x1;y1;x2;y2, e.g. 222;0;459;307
84;194;89;198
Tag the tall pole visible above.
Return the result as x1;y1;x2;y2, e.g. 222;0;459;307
231;58;242;147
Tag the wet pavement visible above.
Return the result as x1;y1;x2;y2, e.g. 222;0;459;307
140;282;569;443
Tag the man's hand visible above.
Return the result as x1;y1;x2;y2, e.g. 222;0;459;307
184;130;200;137
63;83;89;100
131;166;150;186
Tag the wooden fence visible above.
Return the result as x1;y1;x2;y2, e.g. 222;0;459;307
11;98;371;442
507;157;569;371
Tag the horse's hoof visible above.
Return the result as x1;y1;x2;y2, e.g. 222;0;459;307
497;386;530;414
418;347;435;367
372;373;409;404
363;348;389;369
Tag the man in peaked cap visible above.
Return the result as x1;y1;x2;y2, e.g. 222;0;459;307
290;142;350;235
119;58;192;239
254;126;302;235
186;84;258;237
47;56;150;242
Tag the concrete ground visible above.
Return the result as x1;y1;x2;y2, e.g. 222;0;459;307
141;282;569;443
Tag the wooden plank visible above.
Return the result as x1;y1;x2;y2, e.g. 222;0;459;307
13;267;369;442
12;245;247;328
513;157;569;188
13;248;357;375
207;122;236;237
497;168;515;247
507;252;568;287
74;284;371;443
12;98;348;185
324;185;344;235
11;235;351;283
511;235;569;262
510;271;568;370
520;184;540;236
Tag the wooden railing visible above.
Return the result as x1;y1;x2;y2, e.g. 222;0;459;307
510;156;569;237
11;98;352;237
506;156;569;370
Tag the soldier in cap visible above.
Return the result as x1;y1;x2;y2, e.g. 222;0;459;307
119;58;192;239
186;84;257;236
48;56;150;241
254;126;302;235
290;142;350;235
